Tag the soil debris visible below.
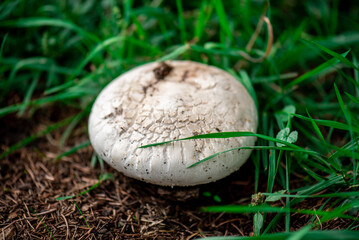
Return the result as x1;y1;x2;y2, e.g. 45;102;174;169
153;62;173;80
0;106;358;239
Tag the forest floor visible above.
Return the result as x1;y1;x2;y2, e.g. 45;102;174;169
1;103;355;239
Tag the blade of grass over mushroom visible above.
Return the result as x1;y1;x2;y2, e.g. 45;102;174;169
0;17;100;43
187;146;320;168
140;132;303;149
0;116;75;160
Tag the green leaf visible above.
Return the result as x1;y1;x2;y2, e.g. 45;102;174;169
276;128;298;147
254;212;264;236
213;195;222;203
265;190;287;202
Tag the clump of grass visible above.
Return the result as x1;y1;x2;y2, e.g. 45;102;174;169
1;0;359;238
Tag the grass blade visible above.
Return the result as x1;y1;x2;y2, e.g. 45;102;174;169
0;17;99;42
56;141;91;160
73;200;90;229
308;40;359;71
201;204;356;220
212;0;233;39
284;50;349;90
157;44;188;62
29;207;56;240
176;0;186;43
0;116;74;160
200;231;359;240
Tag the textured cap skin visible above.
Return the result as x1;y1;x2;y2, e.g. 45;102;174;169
88;61;258;186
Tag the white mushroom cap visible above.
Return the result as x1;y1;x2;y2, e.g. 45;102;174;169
88;60;257;186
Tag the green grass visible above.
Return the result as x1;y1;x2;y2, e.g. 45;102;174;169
29;207;56;240
1;0;359;238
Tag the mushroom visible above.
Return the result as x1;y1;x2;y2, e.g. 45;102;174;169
88;60;257;186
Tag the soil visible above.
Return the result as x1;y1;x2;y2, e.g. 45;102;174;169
0;104;357;239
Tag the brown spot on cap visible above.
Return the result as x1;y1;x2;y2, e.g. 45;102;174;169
153;62;173;80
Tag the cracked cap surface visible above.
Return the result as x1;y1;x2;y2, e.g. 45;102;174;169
89;60;258;186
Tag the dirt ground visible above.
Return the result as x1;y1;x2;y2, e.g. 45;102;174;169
0;105;356;239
